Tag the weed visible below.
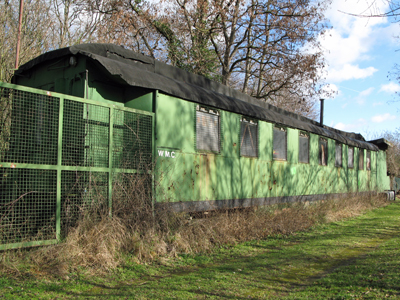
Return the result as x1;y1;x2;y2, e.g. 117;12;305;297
0;198;398;299
9;192;386;278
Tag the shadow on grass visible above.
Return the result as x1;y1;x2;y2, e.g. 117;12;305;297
90;203;400;299
2;203;400;299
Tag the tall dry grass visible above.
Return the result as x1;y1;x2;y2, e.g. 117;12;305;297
0;188;389;277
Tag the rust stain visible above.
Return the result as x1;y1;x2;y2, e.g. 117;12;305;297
198;158;202;200
168;183;174;191
205;154;213;199
205;155;210;184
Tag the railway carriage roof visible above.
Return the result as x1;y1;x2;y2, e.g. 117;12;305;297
15;43;385;151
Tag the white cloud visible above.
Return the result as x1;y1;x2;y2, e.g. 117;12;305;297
374;20;400;47
359;87;374;97
371;113;396;123
379;82;400;93
334;118;368;132
325;0;388;32
326;64;377;82
334;122;347;130
356;87;375;105
321;0;392;83
373;102;383;106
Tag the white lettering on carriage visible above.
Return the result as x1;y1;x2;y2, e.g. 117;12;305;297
158;150;176;158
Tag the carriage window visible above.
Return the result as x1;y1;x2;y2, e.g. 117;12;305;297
359;148;364;170
335;143;342;167
240;117;258;157
273;126;287;160
348;146;354;168
319;138;328;166
366;151;371;170
196;106;220;152
299;132;309;163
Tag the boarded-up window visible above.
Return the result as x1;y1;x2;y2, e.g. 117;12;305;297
240;117;258;157
335;143;342;167
319;138;328;166
273;126;287;160
366;151;371;170
299;132;309;163
196;106;220;152
348;147;354;168
359;148;364;170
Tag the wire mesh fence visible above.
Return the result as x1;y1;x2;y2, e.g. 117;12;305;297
0;168;57;243
62;100;110;168
0;88;59;165
61;171;109;236
0;83;154;250
113;109;153;170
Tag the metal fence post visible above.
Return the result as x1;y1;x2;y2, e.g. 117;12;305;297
56;96;64;240
108;106;114;218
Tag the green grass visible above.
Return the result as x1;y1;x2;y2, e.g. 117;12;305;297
1;202;400;299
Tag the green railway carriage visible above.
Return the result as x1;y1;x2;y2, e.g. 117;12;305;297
9;43;391;215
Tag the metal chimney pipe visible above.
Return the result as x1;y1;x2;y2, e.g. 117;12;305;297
320;98;324;127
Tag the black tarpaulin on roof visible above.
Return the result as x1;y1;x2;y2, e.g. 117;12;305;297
15;43;379;151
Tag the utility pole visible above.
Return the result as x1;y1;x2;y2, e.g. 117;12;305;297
15;0;24;70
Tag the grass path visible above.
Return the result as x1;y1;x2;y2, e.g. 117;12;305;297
1;202;400;299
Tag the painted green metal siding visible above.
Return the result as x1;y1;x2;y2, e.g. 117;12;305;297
16;57;87;97
155;93;390;204
377;151;390;190
156;94;195;152
125;91;153;112
15;58;154;111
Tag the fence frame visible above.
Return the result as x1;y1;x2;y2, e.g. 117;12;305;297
0;81;155;250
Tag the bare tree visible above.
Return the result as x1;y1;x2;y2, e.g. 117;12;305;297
87;0;163;57
0;0;107;83
342;0;400;18
229;0;327;118
0;0;53;82
90;0;329;118
49;0;103;48
89;0;222;79
380;128;400;177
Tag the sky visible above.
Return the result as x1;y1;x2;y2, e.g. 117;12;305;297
320;0;400;139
